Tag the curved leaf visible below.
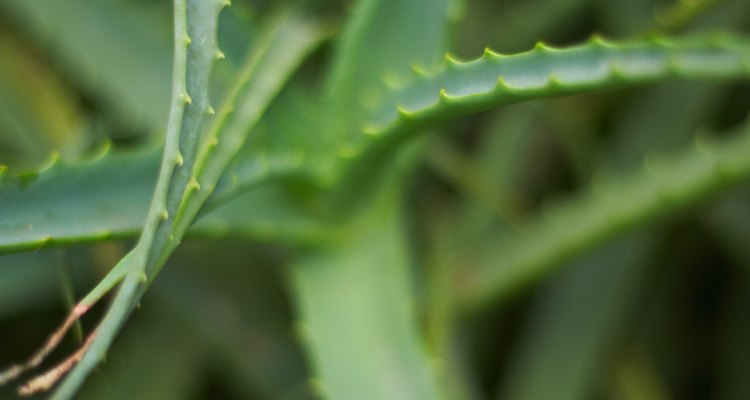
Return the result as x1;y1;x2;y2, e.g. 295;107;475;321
0;17;327;255
50;7;328;399
457;122;750;311
291;164;442;400
360;34;750;146
44;1;225;397
287;0;449;399
0;147;158;254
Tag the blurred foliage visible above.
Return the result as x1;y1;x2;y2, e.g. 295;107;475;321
0;0;749;399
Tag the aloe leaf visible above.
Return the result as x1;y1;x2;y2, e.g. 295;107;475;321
0;148;158;254
360;34;750;146
44;1;225;397
5;34;746;254
46;7;328;398
286;0;450;398
328;0;447;146
0;70;319;254
0;152;325;255
167;12;329;258
457;122;750;311
0;13;328;256
291;171;442;399
0;135;295;254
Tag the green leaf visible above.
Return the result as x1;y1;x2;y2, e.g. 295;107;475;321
291;174;441;400
167;12;331;259
0;147;158;254
47;1;225;397
0;14;329;256
457;121;750;311
325;0;449;132
44;7;328;399
361;34;750;144
4;34;747;255
285;0;450;398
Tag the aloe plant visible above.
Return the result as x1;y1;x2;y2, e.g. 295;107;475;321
0;0;749;399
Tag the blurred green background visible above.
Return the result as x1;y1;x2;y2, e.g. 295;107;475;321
1;0;750;399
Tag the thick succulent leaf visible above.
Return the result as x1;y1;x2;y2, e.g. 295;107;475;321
0;151;326;254
287;0;449;398
0;148;158;254
360;34;750;146
4;34;747;255
0;136;295;254
50;8;328;398
49;1;225;397
0;15;328;255
325;0;449;140
168;12;330;256
457;122;750;311
291;179;441;400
